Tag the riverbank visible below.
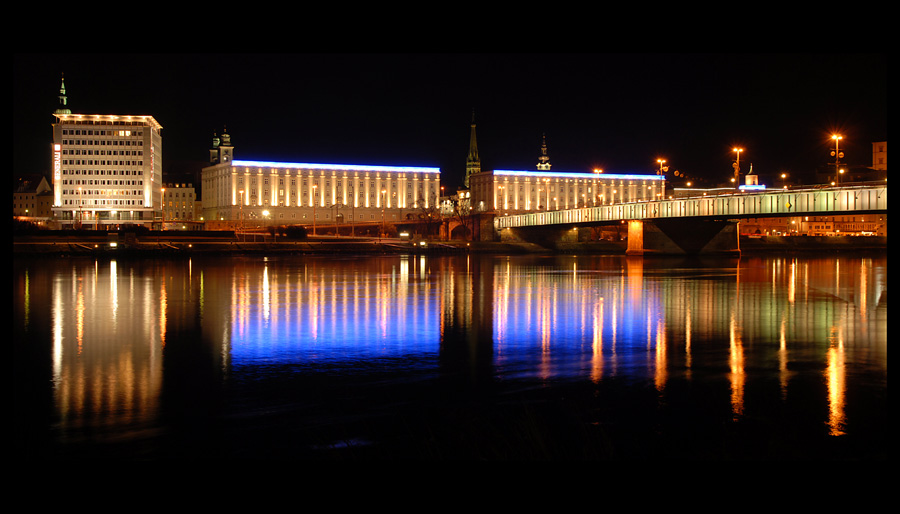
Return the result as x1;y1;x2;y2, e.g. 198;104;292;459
12;232;887;257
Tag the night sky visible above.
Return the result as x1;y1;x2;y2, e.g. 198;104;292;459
14;53;886;189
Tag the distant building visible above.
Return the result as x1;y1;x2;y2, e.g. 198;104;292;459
467;132;665;215
872;141;887;171
162;182;200;223
200;130;441;229
49;76;163;227
14;173;54;222
469;169;666;215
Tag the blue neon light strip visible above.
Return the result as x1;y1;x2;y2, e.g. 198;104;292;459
232;160;440;174
493;169;665;180
738;184;767;190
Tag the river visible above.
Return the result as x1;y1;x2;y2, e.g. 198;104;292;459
13;252;887;460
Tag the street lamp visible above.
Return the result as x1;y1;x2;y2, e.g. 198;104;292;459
831;135;844;185
657;158;668;175
238;190;244;232
312;184;318;235
733;148;743;185
381;189;387;238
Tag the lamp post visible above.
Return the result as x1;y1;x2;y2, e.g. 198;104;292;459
381;189;386;238
831;135;844;185
732;148;743;186
312;184;318;235
238;190;244;233
657;158;667;175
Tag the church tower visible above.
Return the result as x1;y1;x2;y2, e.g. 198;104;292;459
54;74;71;115
537;133;551;171
209;126;234;165
464;111;481;188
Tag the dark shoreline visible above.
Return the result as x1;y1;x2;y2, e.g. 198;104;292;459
12;233;887;257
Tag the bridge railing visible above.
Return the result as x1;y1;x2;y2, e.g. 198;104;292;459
495;184;887;229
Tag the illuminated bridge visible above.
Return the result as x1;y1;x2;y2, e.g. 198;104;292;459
494;184;888;255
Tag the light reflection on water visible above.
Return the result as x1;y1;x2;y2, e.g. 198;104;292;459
14;253;887;458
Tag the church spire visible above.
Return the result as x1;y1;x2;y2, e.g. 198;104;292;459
464;110;481;188
54;73;71;115
537;133;551;170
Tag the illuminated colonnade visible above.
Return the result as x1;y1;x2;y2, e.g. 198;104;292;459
469;169;666;215
202;160;441;223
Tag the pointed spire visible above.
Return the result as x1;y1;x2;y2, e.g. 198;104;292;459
537;133;551;170
467;110;479;163
54;73;71;115
464;110;481;188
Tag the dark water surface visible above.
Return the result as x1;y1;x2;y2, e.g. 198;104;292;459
14;252;887;460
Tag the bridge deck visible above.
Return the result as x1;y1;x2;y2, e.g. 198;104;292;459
495;184;887;229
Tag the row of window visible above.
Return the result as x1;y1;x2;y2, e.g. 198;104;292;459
62;127;145;135
61;188;144;196
61;159;145;167
61;139;143;146
63;199;145;206
61;180;144;186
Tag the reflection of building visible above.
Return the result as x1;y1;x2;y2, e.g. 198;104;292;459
49;77;163;227
201;131;441;227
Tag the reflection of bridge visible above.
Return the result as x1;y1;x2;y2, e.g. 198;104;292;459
495;184;888;255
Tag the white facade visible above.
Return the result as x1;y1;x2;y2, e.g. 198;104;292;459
51;114;163;226
469;169;667;215
202;160;441;225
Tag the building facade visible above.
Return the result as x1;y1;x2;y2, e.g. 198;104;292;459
162;182;200;223
50;113;163;227
201;136;441;228
468;169;666;215
14;173;54;222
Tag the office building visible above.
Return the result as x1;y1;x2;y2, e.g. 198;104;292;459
50;77;163;227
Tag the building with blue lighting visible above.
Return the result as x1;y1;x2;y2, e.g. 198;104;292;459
201;131;442;227
468;169;667;216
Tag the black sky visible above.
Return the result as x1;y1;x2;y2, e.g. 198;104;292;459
14;53;886;189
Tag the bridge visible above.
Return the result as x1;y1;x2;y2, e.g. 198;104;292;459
494;184;888;255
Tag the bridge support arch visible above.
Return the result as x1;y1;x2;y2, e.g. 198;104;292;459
626;219;741;255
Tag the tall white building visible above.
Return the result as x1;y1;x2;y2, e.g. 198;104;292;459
50;77;163;227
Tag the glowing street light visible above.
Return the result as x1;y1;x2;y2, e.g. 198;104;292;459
831;135;844;185
656;158;668;175
312;184;318;235
732;148;743;185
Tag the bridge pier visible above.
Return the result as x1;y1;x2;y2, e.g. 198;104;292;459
626;219;741;256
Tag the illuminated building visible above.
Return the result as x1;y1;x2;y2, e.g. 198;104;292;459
201;130;441;227
49;77;163;227
467;132;665;215
469;169;666;215
14;173;53;222
162;183;200;223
